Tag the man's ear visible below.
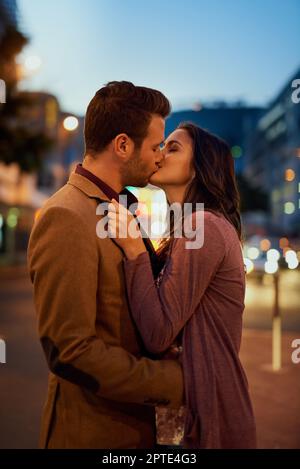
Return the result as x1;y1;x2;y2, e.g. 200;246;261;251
113;133;134;160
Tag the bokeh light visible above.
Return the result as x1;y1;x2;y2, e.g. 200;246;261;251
243;258;254;274
267;249;280;262
285;250;297;263
264;260;279;274
24;55;42;73
279;237;289;249
231;145;243;159
285;168;295;182
63;116;79;131
284;202;295;214
287;258;299;269
247;247;260;260
260;238;271;251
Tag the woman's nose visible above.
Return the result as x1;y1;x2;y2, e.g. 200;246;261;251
159;147;166;162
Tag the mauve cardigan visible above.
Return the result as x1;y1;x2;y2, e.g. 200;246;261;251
123;211;256;449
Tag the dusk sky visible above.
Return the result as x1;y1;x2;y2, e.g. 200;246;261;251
18;0;300;116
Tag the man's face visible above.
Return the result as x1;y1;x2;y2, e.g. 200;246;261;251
121;115;165;187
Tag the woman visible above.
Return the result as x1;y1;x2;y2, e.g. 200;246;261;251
107;123;256;449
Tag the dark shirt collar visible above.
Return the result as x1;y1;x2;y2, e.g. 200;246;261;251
74;164;161;275
75;163;138;210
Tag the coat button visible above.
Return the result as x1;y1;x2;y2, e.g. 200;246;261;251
143;398;157;404
143;398;170;406
156;399;170;406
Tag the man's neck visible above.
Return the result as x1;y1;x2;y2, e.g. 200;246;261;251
82;155;124;194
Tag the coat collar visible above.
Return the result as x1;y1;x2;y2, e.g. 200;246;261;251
67;171;111;202
67;171;139;210
67;171;159;273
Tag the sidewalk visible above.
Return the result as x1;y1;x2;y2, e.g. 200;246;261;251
240;329;300;448
157;328;300;448
0;263;29;279
0;263;299;448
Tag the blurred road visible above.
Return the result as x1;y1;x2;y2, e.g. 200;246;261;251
244;270;300;332
0;266;47;448
0;265;299;448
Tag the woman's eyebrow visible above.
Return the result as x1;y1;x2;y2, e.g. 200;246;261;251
165;139;183;147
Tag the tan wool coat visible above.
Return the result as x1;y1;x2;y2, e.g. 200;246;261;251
27;171;184;449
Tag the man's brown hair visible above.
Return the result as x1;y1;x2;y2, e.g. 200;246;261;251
84;81;171;155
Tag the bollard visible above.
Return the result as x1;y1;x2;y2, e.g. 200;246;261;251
0;338;6;364
272;271;281;371
0;79;6;103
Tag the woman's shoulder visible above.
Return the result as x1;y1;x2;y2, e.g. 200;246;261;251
182;210;238;252
189;210;234;235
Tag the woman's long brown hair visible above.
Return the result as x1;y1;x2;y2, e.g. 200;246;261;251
157;122;242;260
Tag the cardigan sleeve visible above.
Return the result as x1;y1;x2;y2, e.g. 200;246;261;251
123;213;226;354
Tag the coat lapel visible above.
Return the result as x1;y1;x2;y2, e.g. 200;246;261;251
67;171;162;278
67;172;111;202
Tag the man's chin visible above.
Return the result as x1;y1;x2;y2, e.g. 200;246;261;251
130;179;148;188
149;172;161;187
129;172;161;188
136;173;158;188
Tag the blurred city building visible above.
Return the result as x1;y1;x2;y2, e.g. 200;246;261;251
164;103;269;238
0;0;19;83
17;91;84;193
0;89;84;263
0;0;17;36
245;67;300;236
1;0;299;263
0;0;84;263
166;104;264;174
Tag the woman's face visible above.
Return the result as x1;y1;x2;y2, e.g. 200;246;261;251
149;128;195;189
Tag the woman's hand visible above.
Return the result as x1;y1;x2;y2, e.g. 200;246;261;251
107;199;147;260
162;344;183;361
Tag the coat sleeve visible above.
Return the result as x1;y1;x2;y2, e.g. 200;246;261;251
27;205;183;407
123;214;226;354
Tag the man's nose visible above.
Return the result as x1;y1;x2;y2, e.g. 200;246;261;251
156;148;165;164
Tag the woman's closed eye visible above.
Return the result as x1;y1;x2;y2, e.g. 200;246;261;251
166;146;178;154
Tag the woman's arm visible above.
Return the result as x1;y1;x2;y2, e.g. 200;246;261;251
123;215;225;354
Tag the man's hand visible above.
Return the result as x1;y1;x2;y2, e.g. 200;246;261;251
162;344;183;361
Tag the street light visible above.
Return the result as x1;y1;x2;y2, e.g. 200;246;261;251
18;55;42;79
63;116;79;132
24;55;42;73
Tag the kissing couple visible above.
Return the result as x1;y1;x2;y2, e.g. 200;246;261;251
28;81;256;449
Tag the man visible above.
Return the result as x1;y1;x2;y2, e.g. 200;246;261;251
27;81;184;449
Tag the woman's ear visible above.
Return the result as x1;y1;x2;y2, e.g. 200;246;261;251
190;165;196;181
